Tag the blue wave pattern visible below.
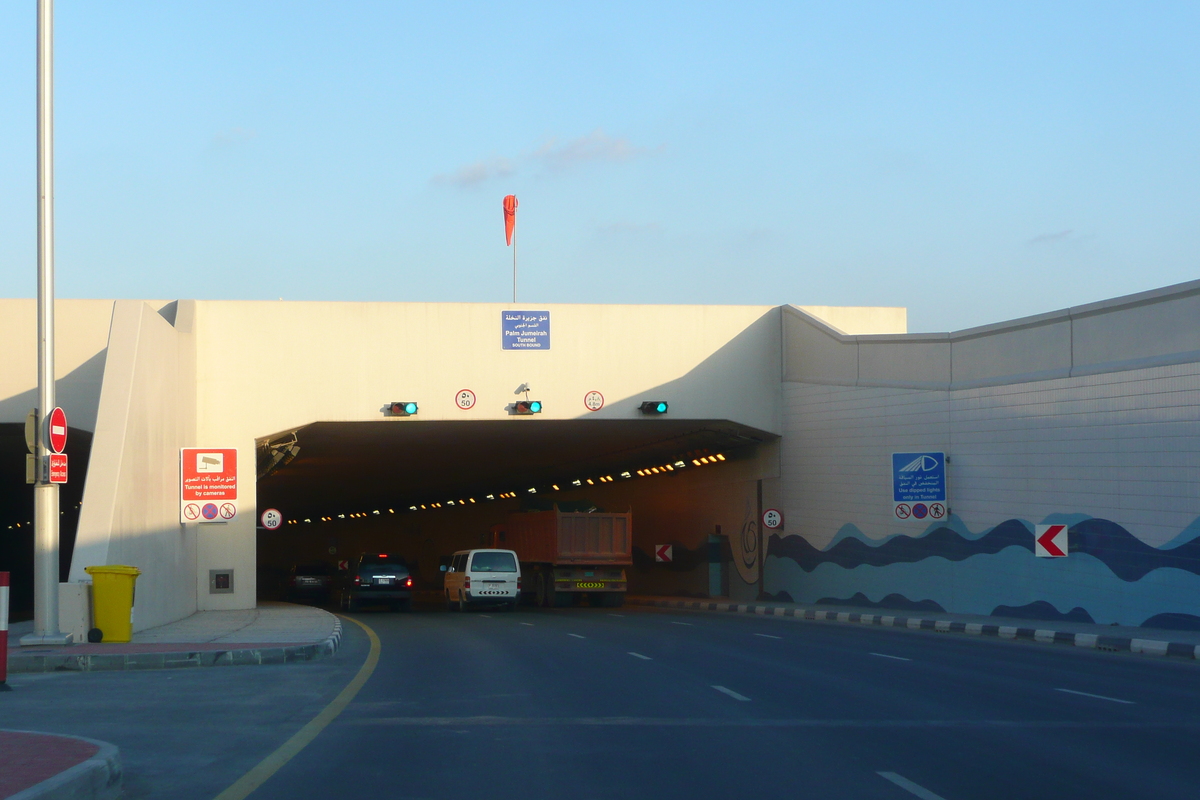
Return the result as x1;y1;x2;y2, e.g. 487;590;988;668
766;516;1200;631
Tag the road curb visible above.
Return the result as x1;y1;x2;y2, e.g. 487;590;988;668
4;731;121;800
8;615;343;675
627;598;1200;661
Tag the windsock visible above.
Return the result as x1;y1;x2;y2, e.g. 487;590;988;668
503;195;518;245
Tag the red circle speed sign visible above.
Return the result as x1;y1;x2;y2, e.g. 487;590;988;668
48;407;68;454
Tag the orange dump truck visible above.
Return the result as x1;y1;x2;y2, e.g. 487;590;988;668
490;509;631;607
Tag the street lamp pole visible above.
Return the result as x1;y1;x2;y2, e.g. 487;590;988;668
22;0;69;647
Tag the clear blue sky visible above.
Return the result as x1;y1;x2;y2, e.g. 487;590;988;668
1;1;1197;332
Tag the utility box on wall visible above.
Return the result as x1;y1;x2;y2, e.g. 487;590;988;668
209;569;235;594
58;582;93;643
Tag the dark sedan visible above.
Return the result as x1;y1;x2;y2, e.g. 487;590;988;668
338;553;413;611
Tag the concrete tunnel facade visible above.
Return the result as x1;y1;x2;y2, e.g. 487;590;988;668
2;282;1200;634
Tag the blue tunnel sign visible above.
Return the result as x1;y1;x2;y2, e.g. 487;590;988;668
891;452;947;521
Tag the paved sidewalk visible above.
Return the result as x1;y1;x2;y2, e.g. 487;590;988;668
0;730;121;800
6;601;341;674
0;603;341;800
627;596;1200;659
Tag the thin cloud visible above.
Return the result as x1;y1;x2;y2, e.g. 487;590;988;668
432;156;515;187
1027;229;1072;245
432;129;659;187
210;127;257;148
531;129;650;172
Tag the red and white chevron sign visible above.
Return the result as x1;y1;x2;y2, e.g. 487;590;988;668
655;545;673;563
1035;524;1068;557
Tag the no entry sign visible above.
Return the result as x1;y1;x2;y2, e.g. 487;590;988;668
48;407;67;454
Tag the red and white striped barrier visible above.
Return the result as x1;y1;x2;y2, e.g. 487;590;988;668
1;571;9;690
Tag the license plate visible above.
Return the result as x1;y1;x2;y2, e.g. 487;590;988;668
376;577;392;585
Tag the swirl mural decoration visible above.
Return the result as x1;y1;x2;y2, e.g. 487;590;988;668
733;500;760;584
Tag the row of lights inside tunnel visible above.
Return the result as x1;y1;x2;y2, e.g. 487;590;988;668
278;453;728;526
6;501;83;530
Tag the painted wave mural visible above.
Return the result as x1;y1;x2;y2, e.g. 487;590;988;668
766;515;1200;631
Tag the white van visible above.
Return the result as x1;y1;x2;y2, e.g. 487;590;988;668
442;549;521;611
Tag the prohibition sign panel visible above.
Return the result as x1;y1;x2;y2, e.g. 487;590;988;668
762;508;783;529
261;508;282;529
584;391;604;411
456;389;477;410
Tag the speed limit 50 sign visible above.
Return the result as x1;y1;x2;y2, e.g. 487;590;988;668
762;508;783;529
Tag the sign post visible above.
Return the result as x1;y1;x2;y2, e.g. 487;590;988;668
21;0;70;647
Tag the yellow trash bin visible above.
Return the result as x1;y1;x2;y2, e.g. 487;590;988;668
83;565;141;643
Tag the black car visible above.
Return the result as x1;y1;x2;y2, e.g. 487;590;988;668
286;562;335;605
338;553;413;611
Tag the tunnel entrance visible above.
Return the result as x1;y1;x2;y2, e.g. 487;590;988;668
255;419;777;606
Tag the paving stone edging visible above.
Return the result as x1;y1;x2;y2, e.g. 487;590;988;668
5;732;122;800
628;598;1200;660
8;615;344;674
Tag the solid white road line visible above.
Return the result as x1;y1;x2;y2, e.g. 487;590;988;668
628;652;652;660
711;685;751;702
1055;688;1135;705
520;622;534;626
568;633;586;639
669;621;694;626
870;652;912;661
754;633;782;639
877;772;947;800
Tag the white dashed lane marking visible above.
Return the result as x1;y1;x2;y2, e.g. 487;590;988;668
479;614;492;618
628;652;652;660
1055;688;1134;705
870;652;912;661
669;621;694;626
519;622;534;626
711;685;751;702
568;633;586;639
877;772;947;800
754;634;782;639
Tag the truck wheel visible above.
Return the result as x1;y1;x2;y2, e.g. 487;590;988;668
536;573;553;607
458;592;470;612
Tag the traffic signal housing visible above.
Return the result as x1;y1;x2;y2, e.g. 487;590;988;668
639;401;669;414
514;400;543;415
389;401;419;416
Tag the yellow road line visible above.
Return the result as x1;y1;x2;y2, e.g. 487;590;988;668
213;616;381;800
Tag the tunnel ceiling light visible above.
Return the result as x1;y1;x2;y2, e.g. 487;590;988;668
674;461;686;468
572;480;582;487
528;488;537;494
373;510;380;515
716;453;726;461
486;494;494;500
692;459;701;466
469;498;476;503
551;484;560;491
586;479;594;485
388;401;419;417
620;471;631;479
638;401;669;415
338;514;345;519
304;519;311;523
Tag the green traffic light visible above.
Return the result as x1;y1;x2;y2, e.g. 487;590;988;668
655;402;667;413
529;401;542;413
404;402;418;414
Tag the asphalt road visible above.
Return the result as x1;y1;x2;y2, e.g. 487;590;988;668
6;606;1200;799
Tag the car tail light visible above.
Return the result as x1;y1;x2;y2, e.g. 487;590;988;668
353;575;361;586
464;577;471;589
517;579;522;590
405;577;412;588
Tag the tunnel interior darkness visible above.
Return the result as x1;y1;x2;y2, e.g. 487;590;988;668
256;419;776;600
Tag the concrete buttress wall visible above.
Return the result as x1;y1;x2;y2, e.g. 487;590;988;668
68;301;198;631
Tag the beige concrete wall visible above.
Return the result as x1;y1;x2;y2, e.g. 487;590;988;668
0;299;119;430
784;277;1200;390
796;305;907;336
67;301;199;629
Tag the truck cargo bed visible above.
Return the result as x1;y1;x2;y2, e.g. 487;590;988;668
493;510;632;565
